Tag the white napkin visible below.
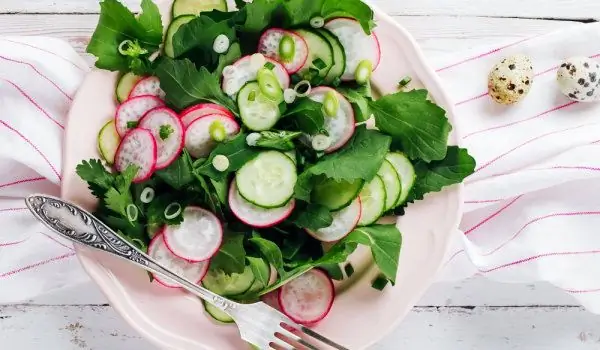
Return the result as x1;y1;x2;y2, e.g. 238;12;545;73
0;37;90;302
431;23;600;313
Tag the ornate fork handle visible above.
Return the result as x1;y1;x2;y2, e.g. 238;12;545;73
26;194;238;314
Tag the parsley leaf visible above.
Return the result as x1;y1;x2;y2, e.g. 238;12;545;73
86;0;162;74
145;194;186;227
291;203;333;231
75;159;115;197
369;90;451;162
252;131;302;151
210;232;246;274
344;225;402;283
154;57;238;113
194;133;260;181
408;146;476;202
282;98;325;134
159;124;174;140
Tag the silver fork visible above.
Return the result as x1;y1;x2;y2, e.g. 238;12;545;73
26;194;349;350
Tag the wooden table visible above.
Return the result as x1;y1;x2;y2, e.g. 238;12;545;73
1;0;599;348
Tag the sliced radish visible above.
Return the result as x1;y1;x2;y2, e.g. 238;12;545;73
229;180;295;228
222;55;290;97
278;269;335;325
148;233;209;288
180;103;235;128
129;76;166;100
138;107;184;170
261;289;281;310
324;18;381;81
185;115;240;158
308;87;355;153
115;95;165;137
163;206;223;262
307;197;361;242
258;29;309;74
114;128;157;183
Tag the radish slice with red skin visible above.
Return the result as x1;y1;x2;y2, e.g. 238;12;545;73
278;269;335;325
222;55;290;97
261;289;281;310
307;197;361;242
372;32;382;70
185;114;240;158
129;76;166;100
324;18;381;81
147;233;209;288
229;180;295;228
163;207;223;262
114;128;157;183
308;87;355;153
180;103;235;128
138;107;184;170
114;95;165;137
258;29;309;74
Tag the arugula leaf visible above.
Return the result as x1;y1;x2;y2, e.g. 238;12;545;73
321;0;375;33
209;232;246;274
282;98;325;134
154;150;195;190
247;256;270;286
194;133;260;181
408;146;476;202
282;0;324;27
338;86;372;123
86;0;162;74
295;127;391;201
370;90;451;162
291;203;333;231
155;58;238;113
252;131;302;151
344;225;402;283
210;178;229;205
236;0;284;33
76;159;115;197
249;236;284;274
193;174;225;218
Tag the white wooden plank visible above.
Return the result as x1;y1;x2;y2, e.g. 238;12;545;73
0;15;578;59
1;305;599;349
1;0;599;19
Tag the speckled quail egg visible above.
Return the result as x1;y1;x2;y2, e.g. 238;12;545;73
557;56;600;102
488;54;534;105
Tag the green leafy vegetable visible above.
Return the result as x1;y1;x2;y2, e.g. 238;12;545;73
145;194;185;227
371;274;389;291
321;264;344;281
321;0;375;33
154;150;194;190
215;42;242;77
339;86;372;122
344;262;354;277
209;232;246;274
194;133;260;181
76;159;116;197
235;0;284;33
159;124;174;140
155;58;238;113
251;131;302;151
282;98;325;134
370;90;451;162
249;236;284;275
291;203;333;231
247;256;270;286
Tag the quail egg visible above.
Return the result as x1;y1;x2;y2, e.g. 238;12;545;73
488;54;534;105
557;56;600;102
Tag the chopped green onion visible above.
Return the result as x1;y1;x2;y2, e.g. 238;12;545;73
126;121;138;129
312;134;331;151
164;202;182;220
213;34;230;54
209;121;227;142
344;263;355;278
310;16;325;28
118;40;134;55
246;133;261;146
248;90;256;102
212;155;230;172
159;124;174;140
140;187;155;204
279;35;296;63
312;58;327;71
294;80;312;97
398;76;412;88
331;77;342;87
323;90;339;117
264;61;276;70
284;88;297;104
371;275;389;291
126;204;138;222
355;60;373;85
257;68;283;102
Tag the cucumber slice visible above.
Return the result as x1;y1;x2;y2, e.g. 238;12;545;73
203;265;256;296
312;177;364;211
203;300;234;324
238;82;281;131
115;72;142;103
316;29;346;84
377;160;401;211
358;175;386;226
172;0;227;17
97;120;120;165
236;151;297;209
386;152;416;207
294;29;334;84
284;150;297;164
247;257;271;294
164;15;195;58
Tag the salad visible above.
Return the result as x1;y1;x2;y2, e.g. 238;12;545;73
78;0;476;328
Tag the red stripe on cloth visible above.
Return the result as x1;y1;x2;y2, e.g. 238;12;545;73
464;196;523;235
0;207;28;213
444;249;465;266
1;78;65;129
474;123;592;173
40;232;74;251
464;101;578;140
0;55;72;100
0;239;27;248
0;38;86;71
482;211;600;256
0;252;76;279
564;287;600;294
0;121;61;180
0;177;45;189
436;36;537;73
465;198;505;204
455;92;490;106
481;250;600;274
